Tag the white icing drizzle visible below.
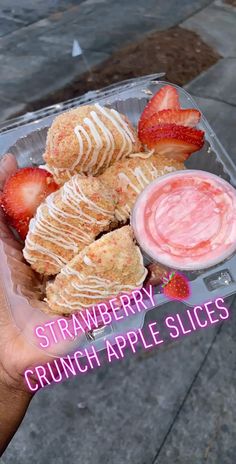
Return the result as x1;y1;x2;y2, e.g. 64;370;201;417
51;246;147;310
118;173;141;195
83;255;95;266
96;105;129;160
133;167;150;189
90;111;114;170
110;109;135;143
84;117;103;170
72;104;136;174
129;150;154;159
23;177;115;271
116;164;178;222
74;125;92;170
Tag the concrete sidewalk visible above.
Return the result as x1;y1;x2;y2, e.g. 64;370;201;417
182;0;236;163
0;0;212;122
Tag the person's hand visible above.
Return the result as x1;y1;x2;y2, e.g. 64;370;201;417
0;154;51;394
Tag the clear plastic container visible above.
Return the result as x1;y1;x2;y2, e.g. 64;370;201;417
1;74;236;356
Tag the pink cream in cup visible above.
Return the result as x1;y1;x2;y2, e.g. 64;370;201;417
131;170;236;271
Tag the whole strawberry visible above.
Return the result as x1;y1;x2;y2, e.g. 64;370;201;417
162;272;190;301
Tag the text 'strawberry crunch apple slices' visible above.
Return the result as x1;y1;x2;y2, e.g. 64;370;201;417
1;167;58;240
138;84;205;161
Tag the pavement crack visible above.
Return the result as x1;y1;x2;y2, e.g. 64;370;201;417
0;13;26;24
150;323;223;464
179;0;215;26
189;92;236;108
0;1;88;41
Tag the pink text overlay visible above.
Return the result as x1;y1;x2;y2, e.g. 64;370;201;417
34;285;155;349
24;296;229;391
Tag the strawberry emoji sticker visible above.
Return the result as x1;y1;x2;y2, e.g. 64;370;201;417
162;272;190;301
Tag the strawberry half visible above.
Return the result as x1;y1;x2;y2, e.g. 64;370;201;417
139;109;201;133
162;272;190;301
139;85;180;131
1;167;58;240
140;123;204;161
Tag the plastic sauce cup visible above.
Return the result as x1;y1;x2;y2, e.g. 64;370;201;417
131;170;236;271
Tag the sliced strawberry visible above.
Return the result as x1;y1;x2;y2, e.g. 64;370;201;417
140;123;204;161
1;167;58;240
162;272;190;300
140;109;201;134
139;85;180;131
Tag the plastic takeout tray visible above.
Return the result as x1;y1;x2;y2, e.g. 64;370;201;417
1;74;236;357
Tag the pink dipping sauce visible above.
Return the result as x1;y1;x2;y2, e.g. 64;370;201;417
131;170;236;270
